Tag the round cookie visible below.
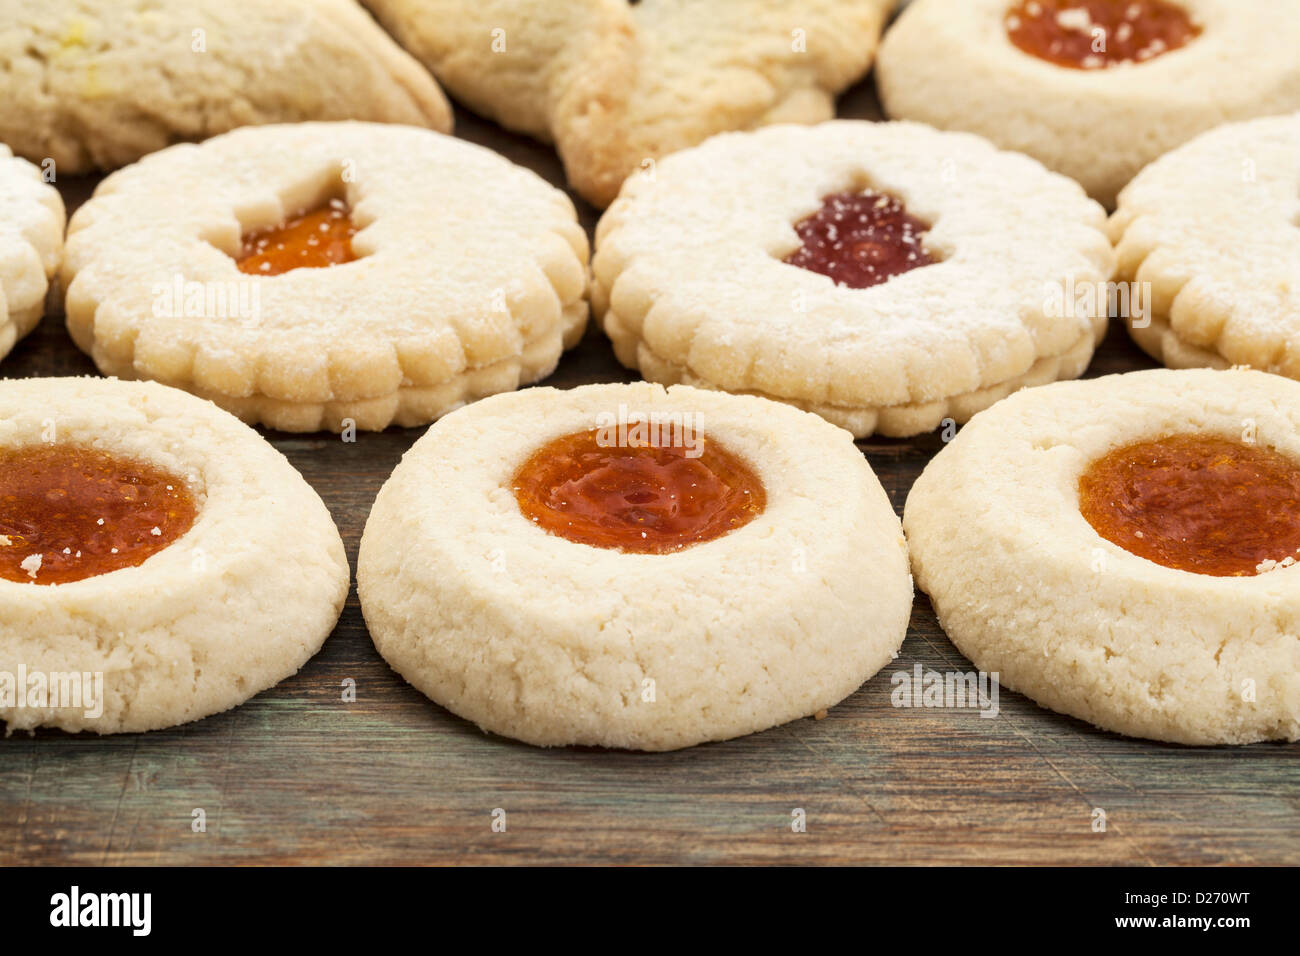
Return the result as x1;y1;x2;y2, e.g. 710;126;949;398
1110;111;1300;376
358;381;912;751
876;0;1300;207
0;0;452;175
591;121;1115;439
61;122;589;432
0;377;349;734
364;0;895;206
0;143;64;362
904;368;1300;745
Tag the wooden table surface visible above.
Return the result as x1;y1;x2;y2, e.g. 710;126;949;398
3;78;1297;867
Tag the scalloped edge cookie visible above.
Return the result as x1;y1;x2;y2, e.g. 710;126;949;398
904;367;1300;745
0;144;65;363
592;121;1115;438
61;122;589;432
1110;111;1300;377
364;0;895;206
0;0;452;174
0;377;349;734
877;0;1300;207
358;381;912;751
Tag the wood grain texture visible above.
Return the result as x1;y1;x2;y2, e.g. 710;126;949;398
2;80;1298;868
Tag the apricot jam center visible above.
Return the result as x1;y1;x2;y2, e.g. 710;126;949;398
511;428;765;554
783;191;935;290
236;198;357;276
0;445;197;585
1006;0;1201;69
1079;435;1300;577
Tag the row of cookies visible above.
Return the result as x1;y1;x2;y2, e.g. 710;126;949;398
8;362;1298;750
5;2;1297;209
3;103;1298;439
2;0;1298;749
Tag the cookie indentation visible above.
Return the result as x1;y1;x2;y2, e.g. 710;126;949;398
236;197;358;276
511;427;765;553
0;445;197;584
1079;434;1300;576
1006;0;1201;70
783;191;936;290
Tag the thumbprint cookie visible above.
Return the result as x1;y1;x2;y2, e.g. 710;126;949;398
0;377;348;734
358;382;912;750
905;368;1300;745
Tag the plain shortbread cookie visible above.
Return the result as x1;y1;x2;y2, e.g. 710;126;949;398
358;381;912;751
904;368;1300;745
364;0;895;206
0;377;349;734
876;0;1300;207
0;0;453;174
61;122;589;432
592;121;1115;438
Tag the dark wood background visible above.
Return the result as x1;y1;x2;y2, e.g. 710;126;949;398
3;78;1297;867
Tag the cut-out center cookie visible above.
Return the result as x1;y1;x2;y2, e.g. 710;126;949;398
591;121;1114;439
511;428;765;554
1079;435;1300;577
0;445;196;585
1005;0;1201;69
783;191;936;290
60;122;590;433
237;198;358;276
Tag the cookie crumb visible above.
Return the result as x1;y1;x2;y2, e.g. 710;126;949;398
20;553;41;578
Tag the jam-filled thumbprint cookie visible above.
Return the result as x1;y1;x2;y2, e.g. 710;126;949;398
876;0;1300;207
358;382;912;750
0;143;64;363
0;378;348;734
1110;112;1300;376
592;121;1114;439
904;368;1300;745
61;122;589;432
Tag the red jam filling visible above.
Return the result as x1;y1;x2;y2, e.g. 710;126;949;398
783;191;936;289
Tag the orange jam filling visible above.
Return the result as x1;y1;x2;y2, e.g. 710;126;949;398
1006;0;1201;69
1079;435;1300;577
783;191;935;290
236;198;357;276
0;445;197;585
511;428;766;554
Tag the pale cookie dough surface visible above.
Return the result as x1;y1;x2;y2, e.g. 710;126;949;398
591;121;1115;438
0;0;452;174
904;368;1300;745
0;145;65;363
877;0;1300;207
364;0;895;206
1110;112;1300;377
0;377;349;735
61;122;589;433
358;382;912;751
